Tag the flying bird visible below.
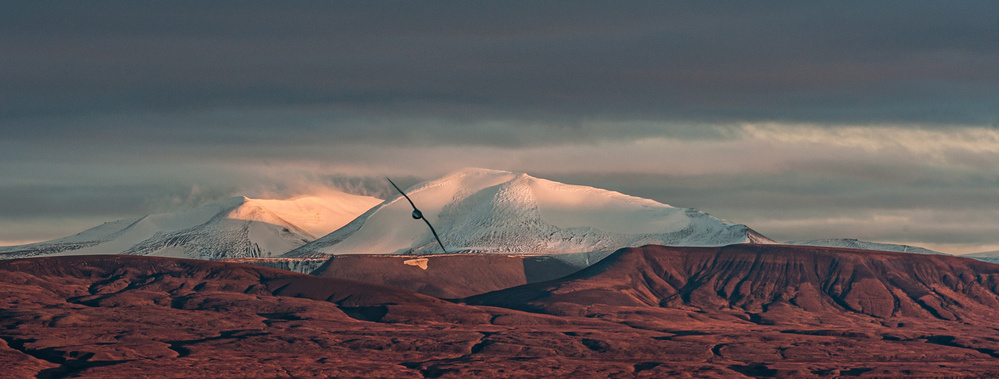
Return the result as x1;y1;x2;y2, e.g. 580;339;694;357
387;178;447;254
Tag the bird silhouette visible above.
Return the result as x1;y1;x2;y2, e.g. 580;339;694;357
387;178;447;254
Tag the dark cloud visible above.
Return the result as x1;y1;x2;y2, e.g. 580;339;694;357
3;1;997;129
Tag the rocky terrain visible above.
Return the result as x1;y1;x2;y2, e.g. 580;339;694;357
4;245;999;377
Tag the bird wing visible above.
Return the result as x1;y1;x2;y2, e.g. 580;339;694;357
387;177;448;254
386;178;418;210
422;217;447;254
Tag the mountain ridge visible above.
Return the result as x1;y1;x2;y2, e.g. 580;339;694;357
466;244;999;323
0;192;382;261
785;238;945;255
286;168;772;258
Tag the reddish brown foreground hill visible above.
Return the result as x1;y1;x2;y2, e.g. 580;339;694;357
467;244;999;322
312;253;591;298
5;247;999;377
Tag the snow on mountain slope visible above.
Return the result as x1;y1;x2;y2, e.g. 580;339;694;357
964;249;999;258
962;250;999;264
246;190;381;238
0;191;381;261
285;168;772;257
784;238;945;255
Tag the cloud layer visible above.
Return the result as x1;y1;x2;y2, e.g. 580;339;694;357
2;2;997;254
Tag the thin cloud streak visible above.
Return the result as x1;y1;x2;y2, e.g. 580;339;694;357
741;124;999;160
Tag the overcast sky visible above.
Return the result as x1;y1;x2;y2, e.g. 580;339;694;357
2;1;998;254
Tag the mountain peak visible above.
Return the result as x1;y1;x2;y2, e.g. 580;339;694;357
285;170;766;257
0;190;382;261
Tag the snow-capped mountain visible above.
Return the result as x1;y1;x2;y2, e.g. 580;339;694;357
961;250;999;264
0;191;382;261
784;238;945;255
284;168;772;258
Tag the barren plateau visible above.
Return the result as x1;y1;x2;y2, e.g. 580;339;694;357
4;245;999;377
